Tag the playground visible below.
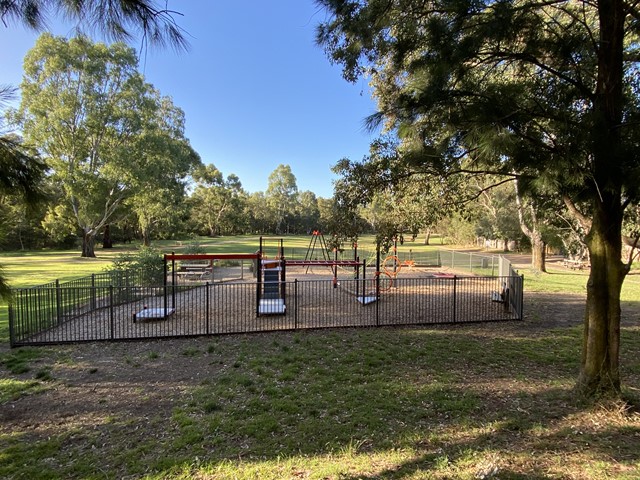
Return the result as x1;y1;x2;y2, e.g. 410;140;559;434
3;238;639;479
9;235;522;346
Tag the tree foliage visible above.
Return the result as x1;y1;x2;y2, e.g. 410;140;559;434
266;164;299;234
317;0;640;397
190;164;246;237
12;33;199;256
0;0;188;50
0;86;48;299
332;136;468;248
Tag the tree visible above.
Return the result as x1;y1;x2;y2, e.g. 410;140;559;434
190;165;245;237
513;178;557;271
265;164;299;234
0;0;186;297
472;179;522;251
332;136;467;247
0;0;187;50
126;92;201;246
12;34;198;256
296;190;321;233
246;191;272;234
317;0;640;397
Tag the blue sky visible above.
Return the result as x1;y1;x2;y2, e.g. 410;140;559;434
0;1;378;198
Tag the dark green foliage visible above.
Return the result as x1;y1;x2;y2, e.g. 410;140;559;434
316;0;640;396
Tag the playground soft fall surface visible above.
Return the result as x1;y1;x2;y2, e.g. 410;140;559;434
14;262;522;345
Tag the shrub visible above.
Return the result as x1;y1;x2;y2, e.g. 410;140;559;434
183;240;206;255
104;247;164;287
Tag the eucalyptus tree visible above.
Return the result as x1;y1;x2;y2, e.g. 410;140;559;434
12;34;198;256
512;178;564;271
0;0;186;296
189;164;245;237
127;92;201;246
246;191;272;234
318;196;363;236
317;0;640;396
296;190;321;233
333;136;468;249
472;179;521;250
265;164;299;234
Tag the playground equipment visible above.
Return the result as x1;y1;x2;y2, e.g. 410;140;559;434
155;236;385;320
257;238;286;315
304;230;331;262
162;252;262;318
382;255;415;277
376;236;420;291
258;236;375;311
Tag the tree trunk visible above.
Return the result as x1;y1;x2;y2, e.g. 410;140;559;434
81;230;96;257
102;224;113;249
531;234;547;273
424;228;431;245
142;228;151;247
577;200;624;396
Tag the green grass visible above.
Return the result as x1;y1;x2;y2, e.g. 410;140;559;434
0;327;638;479
2;348;42;374
520;264;640;302
0;378;45;403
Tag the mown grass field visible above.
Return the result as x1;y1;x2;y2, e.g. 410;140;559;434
0;237;639;479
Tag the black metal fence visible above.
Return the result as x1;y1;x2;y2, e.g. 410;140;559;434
9;274;524;346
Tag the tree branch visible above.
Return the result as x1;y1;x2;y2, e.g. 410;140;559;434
562;195;592;231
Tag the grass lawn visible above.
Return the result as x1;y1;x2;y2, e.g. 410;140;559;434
0;238;639;479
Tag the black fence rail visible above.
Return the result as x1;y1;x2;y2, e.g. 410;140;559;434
9;274;524;346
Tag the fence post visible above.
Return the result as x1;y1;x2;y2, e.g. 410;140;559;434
55;279;61;325
294;279;298;329
8;300;15;347
91;274;96;310
452;275;457;323
256;256;262;317
164;282;169;316
519;274;525;320
206;282;210;335
109;285;115;340
376;247;381;326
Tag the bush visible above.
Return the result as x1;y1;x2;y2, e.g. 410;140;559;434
104;247;164;287
183;240;206;255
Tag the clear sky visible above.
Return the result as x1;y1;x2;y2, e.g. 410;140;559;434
0;1;378;198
